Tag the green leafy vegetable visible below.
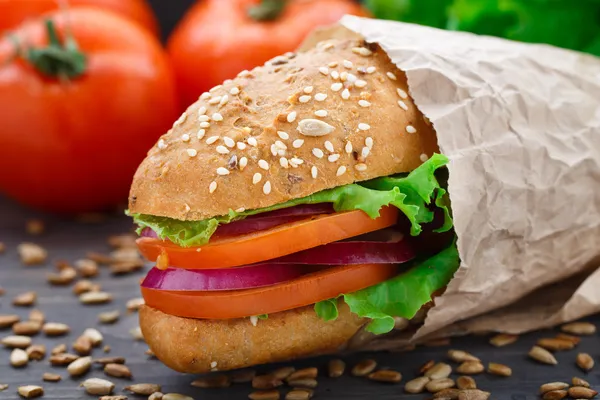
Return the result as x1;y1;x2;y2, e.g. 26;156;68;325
315;240;460;334
365;0;600;57
256;314;268;320
129;154;451;247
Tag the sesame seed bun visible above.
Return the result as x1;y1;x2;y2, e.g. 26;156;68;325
139;303;365;373
128;38;439;221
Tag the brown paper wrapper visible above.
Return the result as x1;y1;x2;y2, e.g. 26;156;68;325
302;17;600;347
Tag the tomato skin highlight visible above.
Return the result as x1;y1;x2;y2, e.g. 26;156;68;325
141;263;399;319
136;207;399;269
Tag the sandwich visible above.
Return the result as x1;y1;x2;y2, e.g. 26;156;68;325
128;38;459;373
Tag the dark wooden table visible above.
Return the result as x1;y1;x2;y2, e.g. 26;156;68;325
1;195;599;400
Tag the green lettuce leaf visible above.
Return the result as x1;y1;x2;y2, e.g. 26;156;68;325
315;240;460;335
129;154;450;247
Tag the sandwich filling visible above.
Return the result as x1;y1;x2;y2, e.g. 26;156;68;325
130;153;459;334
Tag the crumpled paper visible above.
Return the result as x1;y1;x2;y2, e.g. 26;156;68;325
310;16;600;342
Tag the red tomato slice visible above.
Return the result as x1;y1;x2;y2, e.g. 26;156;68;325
137;207;398;269
141;263;398;319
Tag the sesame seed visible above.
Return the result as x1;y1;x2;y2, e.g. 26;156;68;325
328;154;340;162
199;121;211;128
311;166;318;178
181;134;190;142
303;86;314;94
358;123;370;131
212;113;223;122
355;163;367;171
200;92;211;100
216;145;229;154
347;73;357;83
235;207;245;212
312;148;324;158
238;69;250;77
397;88;408;99
355;79;367;88
237;142;246;150
186;148;197;157
352;47;373;56
270;144;278;156
366;66;376;74
230;87;240;95
242;127;252;134
198;106;207;115
340;71;348;81
406;125;417;134
328;61;338;68
290;157;304;165
210;85;222;93
219;95;229;106
292;139;304;148
343;60;353;69
247;137;258;147
398;100;408;111
345;141;352;153
198;115;210;122
336;166;347;176
299;95;311;103
252;173;262;184
365;137;373;148
361;146;370;158
287;111;297;123
208;96;221;105
420;153;428;162
324;141;334;153
239;156;248;170
386;72;397;80
315;110;328;117
358;100;371;107
217;167;229;176
319;67;329;75
321;42;334;50
275;140;287;150
209;181;217;193
206;135;219;145
197;129;206;140
157;139;167;149
280;157;289;168
341;89;350;100
314;93;327;101
258;159;269;170
331;83;343;92
223;137;235;148
331;70;340;80
263;181;271;195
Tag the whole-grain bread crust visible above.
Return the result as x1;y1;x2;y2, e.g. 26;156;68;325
139;303;365;373
129;38;439;221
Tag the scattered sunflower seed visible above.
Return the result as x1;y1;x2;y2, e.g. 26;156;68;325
230;369;256;383
75;259;99;277
286;368;317;381
540;382;569;394
50;353;79;366
529;346;558;365
12;321;41;336
28;310;44;324
94;357;126;365
86;252;114;264
425;363;453;379
456;361;484;375
80;291;112;304
367;370;402;383
433;388;461;399
149;393;164;400
270;367;295;380
12;291;37;307
0;242;5;253
130;327;144;341
561;322;596;335
420;359;436;374
456;376;477;390
47;267;77;285
99;396;128;400
328;359;345;378
458;389;491;400
25;219;45;235
73;335;92;355
10;348;29;367
72;280;94;295
111;248;141;262
82;328;103;346
42;322;70;336
487;362;512;377
543;390;568;400
351;359;377;377
26;344;46;360
252;375;283;390
190;374;230;388
42;373;61;382
67;356;92;376
567;386;598;399
537;338;575;351
17;385;44;398
0;384;7;391
2;335;32;349
448;350;480;363
286;388;313;400
104;363;132;379
556;333;581;344
162;394;194;400
286;379;317;389
110;260;144;275
573;377;591;387
0;314;20;329
17;243;47;265
51;343;67;355
488;333;519;347
103;345;111;353
80;378;115;395
576;353;594;371
249;390;281;400
126;298;145;312
405;376;430;393
124;383;162;395
108;234;137;248
426;378;455;393
424;338;452;347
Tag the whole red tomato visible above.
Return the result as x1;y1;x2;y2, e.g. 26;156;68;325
168;0;370;107
0;0;159;35
0;8;179;213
